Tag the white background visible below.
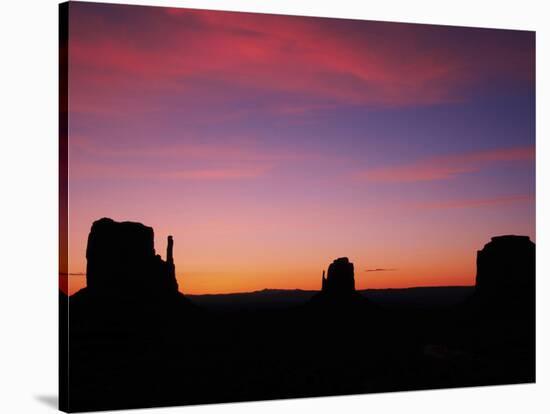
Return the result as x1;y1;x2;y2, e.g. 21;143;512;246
0;0;548;413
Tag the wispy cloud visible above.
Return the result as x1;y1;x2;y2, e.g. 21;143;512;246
357;146;534;183
71;135;309;163
412;194;534;210
70;135;312;181
154;166;271;180
68;4;534;117
366;268;397;272
72;163;271;181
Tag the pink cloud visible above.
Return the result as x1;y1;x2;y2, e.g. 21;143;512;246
358;146;535;183
156;167;269;180
412;194;534;210
68;5;535;117
68;135;312;181
71;162;270;181
70;135;312;163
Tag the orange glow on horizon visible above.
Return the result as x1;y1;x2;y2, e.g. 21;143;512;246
62;271;476;296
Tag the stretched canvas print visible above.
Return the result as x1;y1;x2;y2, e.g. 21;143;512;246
59;1;536;412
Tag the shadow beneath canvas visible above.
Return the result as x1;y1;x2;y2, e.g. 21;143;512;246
35;395;58;409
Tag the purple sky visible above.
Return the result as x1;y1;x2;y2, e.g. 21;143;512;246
64;2;535;294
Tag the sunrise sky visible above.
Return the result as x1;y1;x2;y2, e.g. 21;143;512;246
63;2;535;295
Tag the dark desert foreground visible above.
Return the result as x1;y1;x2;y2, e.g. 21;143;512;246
60;218;535;412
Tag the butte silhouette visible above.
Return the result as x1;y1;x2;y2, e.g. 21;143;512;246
69;218;195;329
309;257;372;311
85;217;178;297
471;234;535;317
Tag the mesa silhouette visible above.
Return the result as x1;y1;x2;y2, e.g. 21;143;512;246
69;218;196;338
308;257;374;312
85;217;178;297
61;218;535;413
472;235;535;316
